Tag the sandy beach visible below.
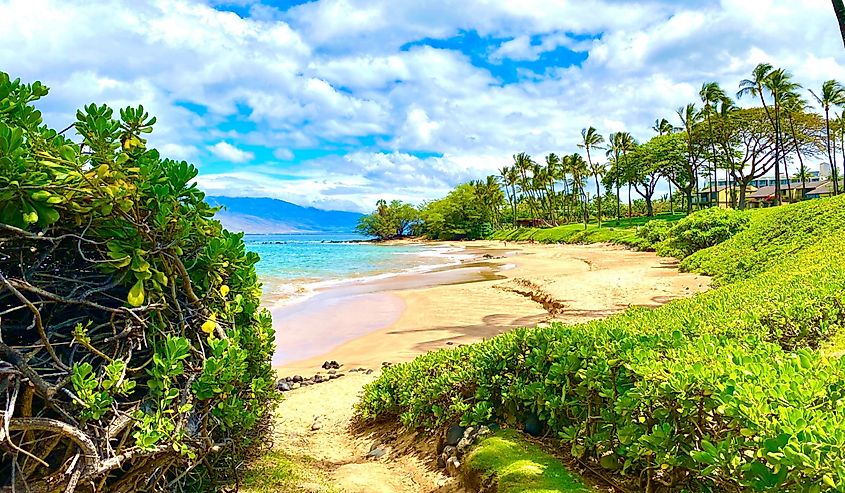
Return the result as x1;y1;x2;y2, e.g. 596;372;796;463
273;241;710;375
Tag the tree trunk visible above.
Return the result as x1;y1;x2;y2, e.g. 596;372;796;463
594;174;602;227
686;190;693;214
739;183;748;210
834;0;845;48
668;176;674;215
646;197;653;217
627;183;632;222
774;102;782;206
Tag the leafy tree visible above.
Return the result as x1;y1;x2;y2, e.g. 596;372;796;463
418;182;504;239
579;127;605;226
810;80;845;194
630;134;686;216
700;82;733;206
356;199;419;239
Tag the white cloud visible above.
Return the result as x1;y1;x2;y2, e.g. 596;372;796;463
208;141;254;163
273;148;294;160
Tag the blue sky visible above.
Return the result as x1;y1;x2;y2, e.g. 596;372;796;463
2;0;844;211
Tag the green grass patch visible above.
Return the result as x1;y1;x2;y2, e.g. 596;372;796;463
242;451;335;493
466;430;594;493
491;213;686;248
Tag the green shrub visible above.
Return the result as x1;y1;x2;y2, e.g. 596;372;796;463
0;73;275;490
656;207;749;258
636;219;672;249
359;196;845;492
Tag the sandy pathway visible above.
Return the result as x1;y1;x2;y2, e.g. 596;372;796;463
271;372;453;493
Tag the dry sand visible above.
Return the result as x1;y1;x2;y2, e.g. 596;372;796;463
265;241;710;492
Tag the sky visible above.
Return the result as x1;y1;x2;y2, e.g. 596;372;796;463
2;0;844;212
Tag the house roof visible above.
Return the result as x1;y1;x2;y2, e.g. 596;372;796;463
747;186;777;199
698;185;731;193
788;180;824;190
807;181;837;195
747;181;825;200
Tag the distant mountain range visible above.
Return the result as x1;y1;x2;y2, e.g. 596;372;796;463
207;196;363;234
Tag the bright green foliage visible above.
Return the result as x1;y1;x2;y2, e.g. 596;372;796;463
682;197;845;284
466;429;593;493
418;182;503;239
356;199;420;239
635;219;672;247
492;214;686;248
359;195;845;491
0;73;275;490
654;207;750;258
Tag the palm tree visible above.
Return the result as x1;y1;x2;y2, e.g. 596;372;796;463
513;152;539;219
738;64;779;200
700;82;730;206
765;68;802;204
809;80;845;195
652;118;674;136
499;166;519;226
606;133;623;223
617;132;636;222
579;127;606;227
782;91;811;200
738;64;800;205
566;153;590;229
834;0;845;48
677;103;702;212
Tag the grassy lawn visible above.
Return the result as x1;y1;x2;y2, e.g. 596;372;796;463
466;429;594;493
490;213;687;247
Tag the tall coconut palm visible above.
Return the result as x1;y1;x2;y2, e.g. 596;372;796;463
738;64;778;200
700;82;730;206
652;118;674;136
544;153;564;224
566;153;590;229
617;132;636;222
606;133;623;223
834;0;845;48
809;80;845;195
782;91;811;199
677;103;702;212
499;166;519;226
579;127;606;227
513;152;539;218
764;68;802;204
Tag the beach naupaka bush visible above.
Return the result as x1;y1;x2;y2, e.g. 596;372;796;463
0;73;275;491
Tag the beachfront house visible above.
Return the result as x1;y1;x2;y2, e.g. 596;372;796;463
694;185;751;208
805;180;842;200
745;181;822;207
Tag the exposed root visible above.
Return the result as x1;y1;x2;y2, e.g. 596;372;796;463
494;278;567;317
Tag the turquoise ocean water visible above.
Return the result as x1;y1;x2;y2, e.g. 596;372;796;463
245;233;469;302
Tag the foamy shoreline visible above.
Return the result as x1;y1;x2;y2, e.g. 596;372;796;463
260;242;489;310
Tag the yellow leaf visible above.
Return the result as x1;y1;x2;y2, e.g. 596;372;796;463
201;314;217;334
220;285;230;297
127;280;144;307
